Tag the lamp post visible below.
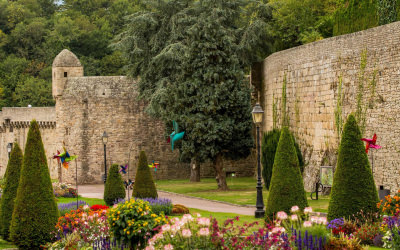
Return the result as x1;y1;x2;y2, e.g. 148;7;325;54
252;102;265;218
102;131;108;183
7;143;12;159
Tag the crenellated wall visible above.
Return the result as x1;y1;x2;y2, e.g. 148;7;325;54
261;21;400;192
0;107;58;178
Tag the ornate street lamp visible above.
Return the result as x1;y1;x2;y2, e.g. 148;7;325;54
252;103;265;218
102;131;108;183
7;143;13;159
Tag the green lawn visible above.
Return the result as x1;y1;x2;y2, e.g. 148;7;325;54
57;197;105;206
156;177;329;212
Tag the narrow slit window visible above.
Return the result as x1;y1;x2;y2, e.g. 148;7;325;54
64;72;68;77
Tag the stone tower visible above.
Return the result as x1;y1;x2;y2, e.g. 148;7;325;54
52;49;83;98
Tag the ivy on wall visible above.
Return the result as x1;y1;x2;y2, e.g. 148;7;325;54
335;74;344;140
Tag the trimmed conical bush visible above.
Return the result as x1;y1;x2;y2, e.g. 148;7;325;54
0;142;23;240
104;164;126;206
265;127;308;218
261;129;304;190
9;120;59;248
328;114;379;221
133;151;158;198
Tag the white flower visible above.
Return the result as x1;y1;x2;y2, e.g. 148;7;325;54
303;221;312;227
304;207;313;214
276;211;288;220
290;214;298;221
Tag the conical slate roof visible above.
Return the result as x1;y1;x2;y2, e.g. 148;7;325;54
52;49;82;67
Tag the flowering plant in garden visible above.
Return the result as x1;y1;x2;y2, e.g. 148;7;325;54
147;214;295;250
276;206;327;233
53;182;78;198
378;191;400;216
381;216;400;249
58;200;88;216
137;198;173;215
327;217;357;236
55;205;109;243
90;204;109;211
107;199;167;248
353;222;380;245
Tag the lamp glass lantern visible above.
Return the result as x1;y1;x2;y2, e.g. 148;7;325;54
7;143;12;153
102;131;108;145
252;103;264;124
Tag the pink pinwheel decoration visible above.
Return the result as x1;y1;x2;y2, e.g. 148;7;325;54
361;134;381;154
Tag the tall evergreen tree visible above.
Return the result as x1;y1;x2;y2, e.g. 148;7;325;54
0;142;23;240
133;151;158;198
117;0;266;189
104;164;126;206
328;114;379;221
265;127;308;218
10;120;59;248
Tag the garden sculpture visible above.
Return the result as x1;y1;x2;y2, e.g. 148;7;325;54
168;120;185;151
361;133;381;154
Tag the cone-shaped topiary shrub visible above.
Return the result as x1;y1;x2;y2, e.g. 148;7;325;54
104;164;126;206
328;114;379;221
261;129;305;190
0;142;23;240
265;127;308;219
9;120;59;248
133;151;158;198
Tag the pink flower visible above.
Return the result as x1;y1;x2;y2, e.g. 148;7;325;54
164;244;174;250
290;206;299;213
303;221;312;227
182;229;192;238
290;214;298;221
197;217;210;226
276;211;288;220
198;228;210;236
318;217;327;225
171;225;180;233
161;224;171;232
304;207;313;214
145;246;155;250
310;216;318;223
195;213;201;217
271;227;285;234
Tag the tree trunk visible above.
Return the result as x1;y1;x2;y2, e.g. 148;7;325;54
213;153;228;190
190;159;201;182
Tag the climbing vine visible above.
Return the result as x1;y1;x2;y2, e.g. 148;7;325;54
295;96;300;125
355;49;368;136
272;93;278;129
369;67;378;109
335;74;344;140
281;73;288;127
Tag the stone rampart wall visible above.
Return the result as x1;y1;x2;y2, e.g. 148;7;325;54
0;107;58;178
261;21;400;192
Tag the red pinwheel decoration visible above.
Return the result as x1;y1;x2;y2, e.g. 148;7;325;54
119;164;128;174
361;134;381;154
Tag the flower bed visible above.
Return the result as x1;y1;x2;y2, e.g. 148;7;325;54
53;182;78;198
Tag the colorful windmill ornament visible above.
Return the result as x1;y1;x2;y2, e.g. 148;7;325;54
119;164;128;174
361;133;381;154
53;147;77;169
168;120;185;151
148;161;160;172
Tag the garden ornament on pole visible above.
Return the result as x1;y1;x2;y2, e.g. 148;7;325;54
102;131;108;183
252;102;265;218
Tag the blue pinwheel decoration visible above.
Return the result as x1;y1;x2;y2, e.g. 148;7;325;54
119;164;128;174
168;120;185;151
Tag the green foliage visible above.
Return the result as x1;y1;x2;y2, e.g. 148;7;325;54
272;94;278;129
335;74;344;140
265;127;308;218
0;142;23;240
281;73;288;127
333;0;379;36
103;164;126;206
10;120;59;249
133;151;158;199
378;0;398;25
108;199;167;248
261;129;304;190
327;114;379;221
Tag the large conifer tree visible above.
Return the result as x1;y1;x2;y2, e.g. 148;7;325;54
0;142;23;240
117;0;267;189
328;114;379;221
10;120;59;248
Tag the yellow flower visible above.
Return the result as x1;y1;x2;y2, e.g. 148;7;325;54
127;231;130;235
143;222;148;226
113;218;116;221
118;211;121;214
151;214;156;217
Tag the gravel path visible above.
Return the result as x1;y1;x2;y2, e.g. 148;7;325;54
78;185;255;216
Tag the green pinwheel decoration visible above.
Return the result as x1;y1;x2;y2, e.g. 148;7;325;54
168;120;185;151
